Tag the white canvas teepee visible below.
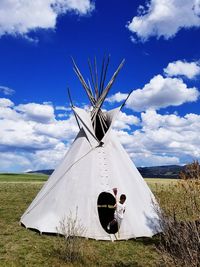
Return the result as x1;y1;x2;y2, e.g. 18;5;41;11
21;58;160;240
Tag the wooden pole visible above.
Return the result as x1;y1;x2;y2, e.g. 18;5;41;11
94;57;99;100
100;55;110;95
71;58;95;106
91;59;125;120
99;55;106;96
87;78;94;98
67;88;81;130
120;89;134;110
88;58;96;98
71;57;125;139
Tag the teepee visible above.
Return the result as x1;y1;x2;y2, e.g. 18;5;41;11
21;57;160;240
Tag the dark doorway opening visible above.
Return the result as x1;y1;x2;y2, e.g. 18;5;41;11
93;114;109;141
97;192;118;234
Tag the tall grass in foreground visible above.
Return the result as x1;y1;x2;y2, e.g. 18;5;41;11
55;209;86;264
156;179;200;266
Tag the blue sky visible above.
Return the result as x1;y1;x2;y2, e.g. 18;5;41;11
0;0;200;172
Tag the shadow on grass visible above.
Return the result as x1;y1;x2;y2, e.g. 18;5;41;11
132;235;160;246
111;262;140;267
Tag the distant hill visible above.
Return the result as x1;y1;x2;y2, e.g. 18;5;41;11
28;165;184;178
137;165;184;178
28;169;54;175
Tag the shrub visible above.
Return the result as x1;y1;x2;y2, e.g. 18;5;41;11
179;160;200;180
156;180;200;266
55;209;86;264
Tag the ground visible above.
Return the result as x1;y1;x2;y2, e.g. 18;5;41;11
0;174;178;267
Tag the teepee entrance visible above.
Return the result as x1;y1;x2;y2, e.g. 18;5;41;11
97;192;118;234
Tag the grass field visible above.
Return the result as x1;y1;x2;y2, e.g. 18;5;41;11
0;174;180;267
0;173;48;182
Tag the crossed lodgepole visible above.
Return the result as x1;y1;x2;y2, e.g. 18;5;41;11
71;56;125;138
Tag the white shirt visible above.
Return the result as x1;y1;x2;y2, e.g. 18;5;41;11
114;201;126;220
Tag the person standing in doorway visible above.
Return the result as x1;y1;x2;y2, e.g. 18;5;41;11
107;188;126;230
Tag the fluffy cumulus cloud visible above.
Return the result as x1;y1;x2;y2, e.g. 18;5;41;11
0;98;79;172
113;109;200;167
15;103;55;123
0;0;94;37
164;60;200;79
110;75;199;112
0;98;14;108
113;111;140;130
128;0;200;41
114;129;180;167
140;110;200;158
106;60;200;112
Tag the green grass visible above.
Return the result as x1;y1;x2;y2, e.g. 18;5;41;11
0;173;48;182
0;174;180;267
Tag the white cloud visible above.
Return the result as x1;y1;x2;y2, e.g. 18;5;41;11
114;129;180;167
126;75;199;111
0;99;79;172
113;111;140;130
0;119;59;150
0;106;20;120
128;0;200;41
0;152;31;172
106;92;128;103
53;0;94;14
0;98;14;107
32;142;68;171
0;0;94;38
15;103;55;123
0;86;15;95
34;116;78;140
107;61;200;112
140;110;200;157
114;109;200;167
0;143;69;173
164;60;200;79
